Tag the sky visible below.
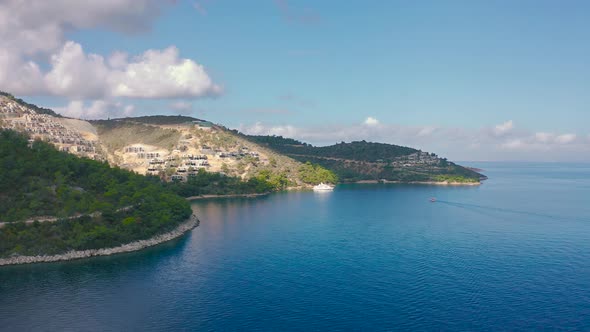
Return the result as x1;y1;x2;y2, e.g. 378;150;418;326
0;0;589;161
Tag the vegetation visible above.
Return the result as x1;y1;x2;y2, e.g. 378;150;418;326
166;169;274;197
0;91;62;117
110;115;205;125
0;130;192;258
433;175;479;183
298;162;338;184
247;136;418;162
93;120;182;150
244;134;484;183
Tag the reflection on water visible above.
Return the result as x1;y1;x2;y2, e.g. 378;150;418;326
2;163;590;330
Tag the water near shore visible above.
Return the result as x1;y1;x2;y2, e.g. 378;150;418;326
0;216;199;266
1;163;590;330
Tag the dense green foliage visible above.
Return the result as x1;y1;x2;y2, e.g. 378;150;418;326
298;162;338;184
247;136;418;162
245;135;309;147
0;91;62;117
0;130;192;257
166;169;274;197
244;134;484;183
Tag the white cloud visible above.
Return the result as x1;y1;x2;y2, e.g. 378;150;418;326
364;117;379;126
555;134;576;144
493;120;514;136
0;51;45;95
500;139;525;150
5;40;222;100
417;126;437;137
0;0;221;103
111;46;222;99
534;132;554;143
108;51;129;69
0;0;167;56
45;42;111;99
56;100;135;120
530;132;577;145
239;120;590;162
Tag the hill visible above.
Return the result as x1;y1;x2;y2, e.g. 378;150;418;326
0;94;336;188
0;92;484;186
245;135;485;183
0;129;193;258
0;91;62;117
90;117;335;188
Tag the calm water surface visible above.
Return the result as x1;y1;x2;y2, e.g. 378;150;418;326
2;163;590;331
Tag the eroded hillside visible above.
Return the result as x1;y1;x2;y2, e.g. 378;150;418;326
91;116;307;186
0;95;311;186
0;92;484;186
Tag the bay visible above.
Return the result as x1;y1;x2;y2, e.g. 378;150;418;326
1;162;590;331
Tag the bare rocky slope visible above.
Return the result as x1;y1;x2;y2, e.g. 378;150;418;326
0;92;484;185
0;94;309;186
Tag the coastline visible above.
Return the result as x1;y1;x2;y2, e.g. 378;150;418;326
186;192;270;200
0;215;200;267
353;180;481;186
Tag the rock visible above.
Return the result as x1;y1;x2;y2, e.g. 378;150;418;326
0;216;199;266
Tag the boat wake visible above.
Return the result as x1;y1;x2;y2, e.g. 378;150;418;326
435;200;587;223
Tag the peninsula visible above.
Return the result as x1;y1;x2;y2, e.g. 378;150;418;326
0;92;486;265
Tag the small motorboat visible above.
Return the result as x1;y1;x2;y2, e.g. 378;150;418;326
430;198;437;202
313;183;335;191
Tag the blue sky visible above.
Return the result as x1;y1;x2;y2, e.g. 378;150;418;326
1;0;589;161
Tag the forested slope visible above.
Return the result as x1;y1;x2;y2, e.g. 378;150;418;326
246;135;485;183
0;130;192;257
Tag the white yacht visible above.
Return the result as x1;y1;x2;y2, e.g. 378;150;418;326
313;182;335;191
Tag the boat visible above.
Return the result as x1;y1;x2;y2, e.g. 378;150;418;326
430;198;437;202
313;183;335;191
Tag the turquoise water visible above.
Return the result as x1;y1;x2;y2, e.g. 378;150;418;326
1;163;590;330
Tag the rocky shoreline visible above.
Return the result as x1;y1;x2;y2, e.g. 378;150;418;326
186;192;270;200
0;215;200;267
353;180;481;186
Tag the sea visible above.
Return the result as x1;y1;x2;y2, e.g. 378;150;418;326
1;162;590;331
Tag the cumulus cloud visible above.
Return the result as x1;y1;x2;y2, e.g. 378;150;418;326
0;51;45;95
56;100;135;120
0;0;167;55
241;118;440;148
239;119;590;162
364;117;380;126
555;134;576;144
45;42;111;99
493;120;514;136
111;46;222;99
36;42;222;100
0;0;221;103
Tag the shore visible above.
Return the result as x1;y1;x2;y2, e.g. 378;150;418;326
0;215;200;267
353;180;481;186
186;192;270;200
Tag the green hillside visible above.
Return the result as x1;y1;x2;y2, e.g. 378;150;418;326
0;130;192;258
245;135;484;183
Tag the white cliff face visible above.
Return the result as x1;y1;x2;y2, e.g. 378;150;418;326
0;215;199;266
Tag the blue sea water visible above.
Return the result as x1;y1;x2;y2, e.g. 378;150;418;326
1;162;590;331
